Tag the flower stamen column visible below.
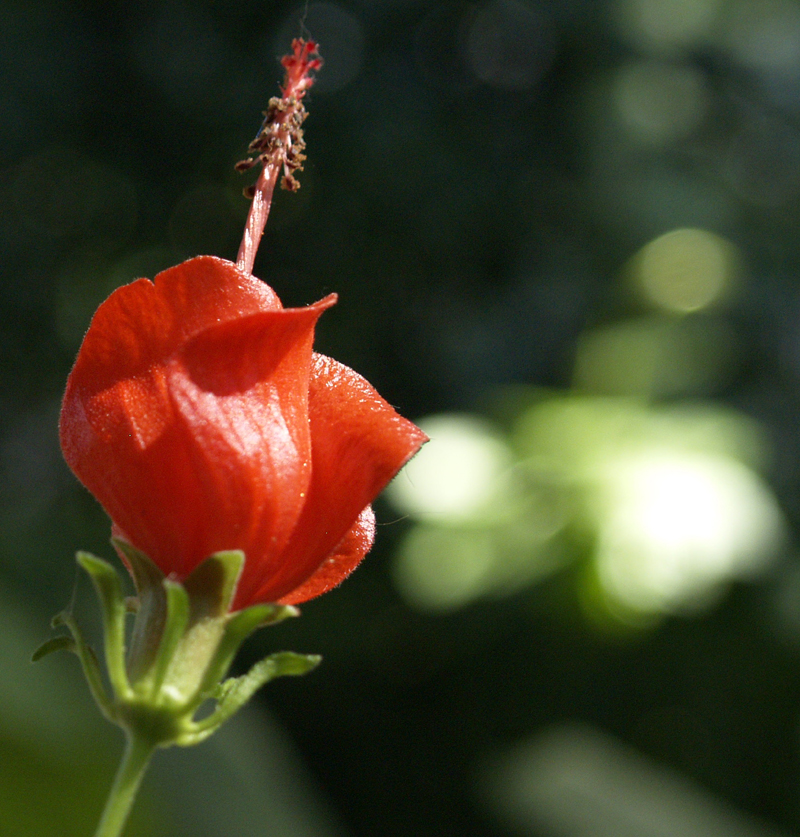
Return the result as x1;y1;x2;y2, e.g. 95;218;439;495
235;38;322;274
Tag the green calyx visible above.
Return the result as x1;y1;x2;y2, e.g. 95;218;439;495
33;543;320;749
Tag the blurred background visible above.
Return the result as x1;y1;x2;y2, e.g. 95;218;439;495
4;0;800;834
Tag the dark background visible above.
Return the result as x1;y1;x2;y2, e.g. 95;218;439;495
4;1;800;835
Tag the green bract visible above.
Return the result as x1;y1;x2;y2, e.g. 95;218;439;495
34;544;320;749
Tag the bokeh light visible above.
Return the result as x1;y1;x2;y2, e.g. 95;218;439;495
521;395;783;618
615;0;722;52
722;0;800;77
388;414;515;524
595;449;784;615
393;526;498;612
482;723;786;837
391;394;783;619
573;315;735;396
633;228;739;313
613;61;709;146
464;0;555;90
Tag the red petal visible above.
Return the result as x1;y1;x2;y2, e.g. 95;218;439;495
63;257;282;403
237;354;427;606
60;258;333;581
278;505;376;605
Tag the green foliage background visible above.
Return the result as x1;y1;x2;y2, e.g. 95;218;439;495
4;0;800;835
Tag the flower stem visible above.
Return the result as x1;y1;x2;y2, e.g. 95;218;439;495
93;732;157;837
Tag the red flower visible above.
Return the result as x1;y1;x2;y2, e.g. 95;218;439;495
60;255;426;610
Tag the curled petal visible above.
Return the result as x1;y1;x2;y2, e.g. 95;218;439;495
278;506;376;605
239;355;427;607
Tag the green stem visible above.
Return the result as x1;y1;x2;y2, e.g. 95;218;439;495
93;732;157;837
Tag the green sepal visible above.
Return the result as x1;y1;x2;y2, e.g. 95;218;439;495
31;635;76;662
179;651;322;746
183;550;245;619
41;545;320;752
146;580;190;699
76;552;132;700
259;603;301;626
176;594;303;721
115;540;167;684
189;602;276;706
131;551;247;709
115;539;163;599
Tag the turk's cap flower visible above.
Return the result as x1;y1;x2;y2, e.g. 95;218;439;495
60;255;426;611
44;38;423;826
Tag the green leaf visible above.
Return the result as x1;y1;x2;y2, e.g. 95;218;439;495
31;635;76;662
